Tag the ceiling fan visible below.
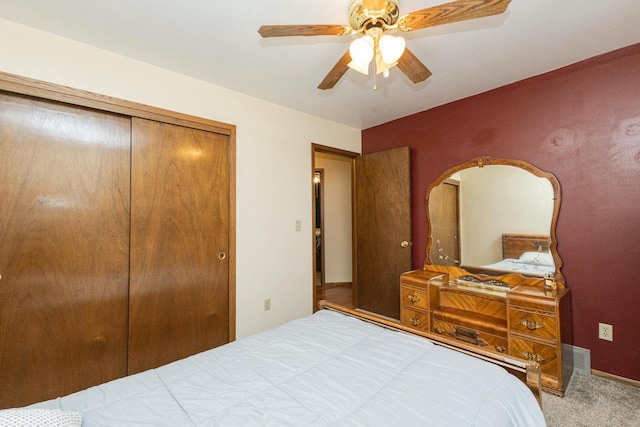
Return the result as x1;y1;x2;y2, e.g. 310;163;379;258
258;0;511;90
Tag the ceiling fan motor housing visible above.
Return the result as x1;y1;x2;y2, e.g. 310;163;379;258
349;0;400;31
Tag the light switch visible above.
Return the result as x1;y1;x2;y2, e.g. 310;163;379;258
295;220;301;232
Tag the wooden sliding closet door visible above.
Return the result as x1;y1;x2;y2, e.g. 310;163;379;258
0;93;131;408
128;118;230;374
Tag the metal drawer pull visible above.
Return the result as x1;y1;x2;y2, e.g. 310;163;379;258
407;295;420;303
522;352;545;362
435;327;446;334
495;345;507;353
410;318;421;326
521;319;544;330
452;326;487;346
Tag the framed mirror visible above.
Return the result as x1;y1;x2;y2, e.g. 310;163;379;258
425;157;564;283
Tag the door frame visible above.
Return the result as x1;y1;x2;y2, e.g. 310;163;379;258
314;168;326;287
311;144;359;313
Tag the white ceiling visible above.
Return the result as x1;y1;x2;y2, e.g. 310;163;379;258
1;0;639;129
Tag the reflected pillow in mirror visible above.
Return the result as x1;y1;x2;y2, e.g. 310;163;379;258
518;251;554;266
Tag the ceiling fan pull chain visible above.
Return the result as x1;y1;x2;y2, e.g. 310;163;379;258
373;67;378;90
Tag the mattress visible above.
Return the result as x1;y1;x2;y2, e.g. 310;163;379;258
29;309;545;426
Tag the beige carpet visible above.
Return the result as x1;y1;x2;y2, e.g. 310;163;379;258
542;373;640;427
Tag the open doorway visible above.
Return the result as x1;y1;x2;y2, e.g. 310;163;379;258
311;144;358;311
314;168;325;287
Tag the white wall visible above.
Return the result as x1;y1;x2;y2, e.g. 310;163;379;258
459;165;554;266
0;19;361;339
314;152;353;284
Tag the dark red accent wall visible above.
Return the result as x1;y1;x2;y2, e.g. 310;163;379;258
362;43;640;381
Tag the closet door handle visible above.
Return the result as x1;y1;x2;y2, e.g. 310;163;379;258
218;252;226;260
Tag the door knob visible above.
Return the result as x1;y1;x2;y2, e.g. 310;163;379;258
401;241;411;248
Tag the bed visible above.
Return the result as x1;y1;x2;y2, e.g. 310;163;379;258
481;234;555;276
2;304;545;426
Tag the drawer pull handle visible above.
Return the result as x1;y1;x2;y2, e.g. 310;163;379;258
522;352;545;362
451;326;487;346
410;318;421;326
435;327;446;334
521;319;544;330
495;345;507;353
407;295;420;303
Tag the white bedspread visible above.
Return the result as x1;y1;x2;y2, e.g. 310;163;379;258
31;310;545;426
482;259;555;275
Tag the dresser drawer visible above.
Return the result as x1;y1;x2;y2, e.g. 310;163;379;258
509;309;557;341
401;286;429;310
509;337;558;376
401;308;430;332
432;319;508;355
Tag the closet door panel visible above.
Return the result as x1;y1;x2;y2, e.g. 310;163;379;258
0;93;131;408
129;118;230;374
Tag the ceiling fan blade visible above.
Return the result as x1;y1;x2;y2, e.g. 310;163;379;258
258;25;349;38
318;50;352;90
397;48;432;83
401;0;510;31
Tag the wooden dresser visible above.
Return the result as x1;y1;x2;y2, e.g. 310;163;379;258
508;285;572;394
400;269;572;396
400;270;444;333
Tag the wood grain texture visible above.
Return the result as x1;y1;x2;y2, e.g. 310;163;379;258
258;25;348;38
401;287;429;310
438;287;507;319
128;118;230;374
0;92;130;408
397;48;432;83
509;309;557;341
428;179;459;266
0;71;234;136
318;50;352;90
402;0;511;31
432;319;508;352
502;233;551;260
509;336;558;378
401;308;430;332
354;147;412;319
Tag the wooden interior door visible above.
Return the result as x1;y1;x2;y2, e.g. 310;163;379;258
0;93;131;408
354;147;412;319
428;179;460;266
128;118;230;374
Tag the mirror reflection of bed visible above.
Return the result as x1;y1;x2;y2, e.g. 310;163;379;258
479;233;554;276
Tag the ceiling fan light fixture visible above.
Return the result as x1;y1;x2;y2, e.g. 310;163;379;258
374;52;396;76
379;34;406;64
348;35;375;75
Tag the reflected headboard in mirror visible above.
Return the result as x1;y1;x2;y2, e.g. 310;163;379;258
424;157;564;286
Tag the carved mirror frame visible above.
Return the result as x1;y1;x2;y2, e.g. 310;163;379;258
424;157;565;287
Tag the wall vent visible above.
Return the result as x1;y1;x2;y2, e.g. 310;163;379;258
565;344;591;375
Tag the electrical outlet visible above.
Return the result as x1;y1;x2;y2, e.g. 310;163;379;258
264;298;271;311
598;323;613;341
